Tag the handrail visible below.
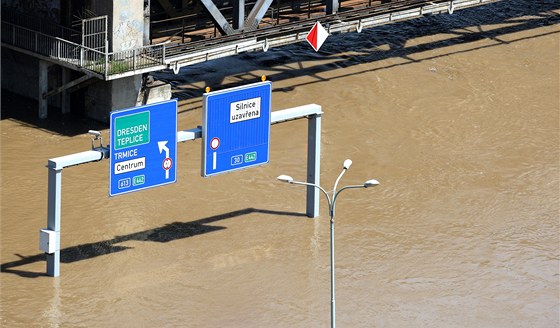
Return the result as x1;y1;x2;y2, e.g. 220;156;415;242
2;21;166;78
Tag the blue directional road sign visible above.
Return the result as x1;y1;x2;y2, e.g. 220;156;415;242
109;99;177;196
202;81;272;177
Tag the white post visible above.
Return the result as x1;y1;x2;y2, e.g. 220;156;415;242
46;167;62;277
44;150;107;277
306;113;321;217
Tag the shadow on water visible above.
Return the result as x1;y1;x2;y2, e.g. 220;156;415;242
163;0;559;106
1;89;107;137
0;208;307;278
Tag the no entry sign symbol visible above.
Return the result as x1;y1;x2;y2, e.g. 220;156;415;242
210;137;220;150
162;157;172;170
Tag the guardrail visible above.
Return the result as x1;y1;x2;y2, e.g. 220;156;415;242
1;21;167;80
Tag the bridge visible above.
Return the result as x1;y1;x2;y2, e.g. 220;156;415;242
2;0;499;81
1;0;501;121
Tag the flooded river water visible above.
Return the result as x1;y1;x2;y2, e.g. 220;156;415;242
1;1;559;327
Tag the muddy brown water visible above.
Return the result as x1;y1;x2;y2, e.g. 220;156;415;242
2;2;559;327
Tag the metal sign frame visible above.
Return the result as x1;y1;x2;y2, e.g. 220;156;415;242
42;103;321;277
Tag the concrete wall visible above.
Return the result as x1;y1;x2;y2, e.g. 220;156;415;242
1;48;39;99
84;76;142;123
83;0;146;122
1;48;61;108
112;0;144;51
89;0;144;52
1;0;61;21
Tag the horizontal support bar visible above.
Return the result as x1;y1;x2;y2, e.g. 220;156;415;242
177;104;323;142
49;104;322;168
42;75;92;99
178;127;203;142
48;149;108;170
271;104;323;124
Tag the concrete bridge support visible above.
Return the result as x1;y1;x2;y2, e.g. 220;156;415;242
38;61;51;119
85;77;143;123
3;1;148;123
82;0;147;122
61;68;71;115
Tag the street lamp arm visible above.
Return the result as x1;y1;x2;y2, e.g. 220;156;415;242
333;168;347;196
331;184;369;216
290;180;332;207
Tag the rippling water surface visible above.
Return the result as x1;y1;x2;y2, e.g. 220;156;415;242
1;1;559;327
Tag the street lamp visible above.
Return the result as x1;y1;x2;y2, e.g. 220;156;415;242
277;159;379;328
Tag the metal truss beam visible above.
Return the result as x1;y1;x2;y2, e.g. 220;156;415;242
199;0;236;35
244;0;275;31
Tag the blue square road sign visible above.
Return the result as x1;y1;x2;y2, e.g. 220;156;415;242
109;99;178;196
202;81;272;177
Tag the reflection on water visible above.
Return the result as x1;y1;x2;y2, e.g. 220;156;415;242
1;1;559;327
43;279;62;328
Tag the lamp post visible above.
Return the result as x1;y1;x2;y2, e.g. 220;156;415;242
277;159;379;328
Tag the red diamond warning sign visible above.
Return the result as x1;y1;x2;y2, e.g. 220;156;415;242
306;21;329;52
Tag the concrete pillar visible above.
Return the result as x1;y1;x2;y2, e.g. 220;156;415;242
85;75;142;123
306;114;322;217
109;0;145;51
84;0;146;122
39;60;50;119
61;68;71;114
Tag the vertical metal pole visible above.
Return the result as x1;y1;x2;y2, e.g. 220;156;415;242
326;0;339;14
276;0;280;25
46;167;62;277
182;18;185;43
104;16;109;78
330;207;336;328
306;114;321;217
105;51;109;78
233;0;245;31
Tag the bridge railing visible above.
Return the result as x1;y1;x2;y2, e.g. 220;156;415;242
1;21;167;79
107;44;166;77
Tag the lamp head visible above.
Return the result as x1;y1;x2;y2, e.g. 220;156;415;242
88;130;101;137
343;159;353;170
364;179;380;188
277;175;294;183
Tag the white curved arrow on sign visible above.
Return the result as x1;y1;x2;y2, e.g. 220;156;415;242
158;141;170;179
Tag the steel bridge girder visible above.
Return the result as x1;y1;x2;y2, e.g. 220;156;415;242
244;0;275;31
